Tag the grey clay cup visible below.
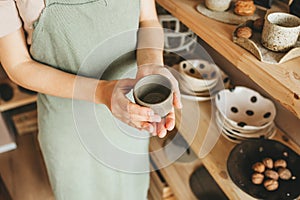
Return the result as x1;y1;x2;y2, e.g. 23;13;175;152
261;12;300;52
133;74;173;117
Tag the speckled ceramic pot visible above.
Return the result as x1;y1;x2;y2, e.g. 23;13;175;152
205;0;231;11
261;12;300;52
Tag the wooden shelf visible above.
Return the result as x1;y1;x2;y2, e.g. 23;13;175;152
174;98;300;200
156;1;300;198
0;115;16;154
149;136;203;200
156;0;300;119
149;161;175;200
0;79;37;112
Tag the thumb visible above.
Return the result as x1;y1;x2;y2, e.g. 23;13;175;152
118;78;138;92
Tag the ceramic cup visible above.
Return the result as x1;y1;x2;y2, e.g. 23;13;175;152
205;0;231;12
261;12;300;52
133;74;173;117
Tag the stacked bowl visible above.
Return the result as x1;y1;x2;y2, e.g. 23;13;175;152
172;59;230;101
215;86;277;143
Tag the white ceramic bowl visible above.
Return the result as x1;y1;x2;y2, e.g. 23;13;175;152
220;125;276;144
179;59;220;92
216;113;277;144
215;110;272;134
215;110;276;138
215;86;276;130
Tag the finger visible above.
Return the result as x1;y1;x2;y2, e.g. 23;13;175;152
128;102;161;122
130;113;161;123
173;92;182;109
141;122;154;133
151;122;157;136
117;78;138;92
157;119;167;138
144;122;157;136
171;80;182;109
165;108;175;131
128;122;142;131
160;70;182;109
130;121;153;133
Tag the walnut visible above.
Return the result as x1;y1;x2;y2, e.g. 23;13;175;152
234;0;256;16
278;168;292;180
262;158;273;169
252;173;264;184
274;159;287;169
264;179;279;191
236;26;252;39
265;169;279;180
252;162;265;173
253;17;265;32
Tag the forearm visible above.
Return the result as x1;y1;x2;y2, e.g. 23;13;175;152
0;29;108;105
10;60;107;103
137;19;164;67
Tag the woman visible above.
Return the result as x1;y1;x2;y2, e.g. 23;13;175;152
0;0;182;199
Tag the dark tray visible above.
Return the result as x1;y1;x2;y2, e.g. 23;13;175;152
227;139;300;200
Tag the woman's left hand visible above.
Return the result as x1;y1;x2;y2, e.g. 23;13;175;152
136;64;182;138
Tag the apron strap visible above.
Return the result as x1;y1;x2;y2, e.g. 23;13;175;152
45;0;108;7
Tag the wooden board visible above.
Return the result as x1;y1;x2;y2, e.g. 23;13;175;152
156;0;300;119
12;109;38;136
0;79;37;112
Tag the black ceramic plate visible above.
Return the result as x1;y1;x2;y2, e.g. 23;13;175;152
189;166;228;200
227;139;300;200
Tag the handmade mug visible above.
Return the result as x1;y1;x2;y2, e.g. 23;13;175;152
133;74;173;117
205;0;231;11
261;12;300;52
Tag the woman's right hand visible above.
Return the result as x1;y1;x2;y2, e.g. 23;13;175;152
98;79;162;133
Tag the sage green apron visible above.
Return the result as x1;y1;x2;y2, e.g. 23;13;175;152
30;0;150;199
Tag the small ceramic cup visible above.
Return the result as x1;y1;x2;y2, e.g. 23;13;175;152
261;12;300;52
205;0;231;12
133;74;173;117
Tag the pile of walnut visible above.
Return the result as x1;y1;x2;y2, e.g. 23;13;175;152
251;158;294;191
236;17;264;39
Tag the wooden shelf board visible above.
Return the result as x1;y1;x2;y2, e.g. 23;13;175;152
0;115;16;154
149;136;203;200
156;0;300;119
149;163;175;200
175;98;300;200
0;79;37;112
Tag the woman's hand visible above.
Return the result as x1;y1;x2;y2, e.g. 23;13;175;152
136;64;182;138
99;79;162;133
